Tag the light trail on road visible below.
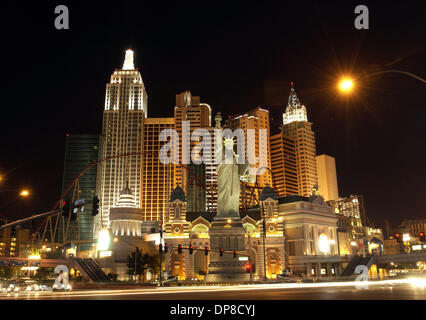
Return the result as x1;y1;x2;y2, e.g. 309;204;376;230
1;278;423;300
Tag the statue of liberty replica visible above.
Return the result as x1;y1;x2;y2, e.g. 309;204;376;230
205;113;251;283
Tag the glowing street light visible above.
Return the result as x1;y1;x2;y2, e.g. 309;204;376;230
19;189;30;197
336;70;425;96
338;78;354;93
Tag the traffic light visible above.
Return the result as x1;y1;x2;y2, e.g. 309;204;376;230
92;196;100;216
233;250;237;258
219;248;224;257
164;243;169;253
189;244;193;254
395;233;401;241
420;232;425;242
245;263;251;273
178;244;182;254
159;243;163;254
204;246;209;256
61;200;70;217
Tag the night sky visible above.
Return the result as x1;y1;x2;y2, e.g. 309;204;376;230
1;1;425;228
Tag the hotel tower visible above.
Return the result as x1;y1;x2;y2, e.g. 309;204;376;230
281;83;318;197
97;49;148;229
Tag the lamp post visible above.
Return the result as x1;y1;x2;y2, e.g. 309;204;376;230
244;227;255;284
260;201;267;281
159;209;164;287
337;69;426;94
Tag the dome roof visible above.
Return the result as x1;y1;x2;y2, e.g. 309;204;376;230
170;185;186;202
260;186;278;201
117;181;136;208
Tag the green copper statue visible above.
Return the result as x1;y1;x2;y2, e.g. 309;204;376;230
216;137;248;219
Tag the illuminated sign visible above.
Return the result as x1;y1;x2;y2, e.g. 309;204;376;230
99;250;112;258
412;245;422;251
238;256;248;261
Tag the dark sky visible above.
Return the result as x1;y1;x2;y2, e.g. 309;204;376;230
0;1;425;228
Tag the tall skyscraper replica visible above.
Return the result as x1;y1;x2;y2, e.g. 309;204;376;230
316;154;339;201
97;50;148;229
281;83;318;197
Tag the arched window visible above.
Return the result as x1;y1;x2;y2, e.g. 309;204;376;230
175;206;181;220
243;223;256;235
193;224;209;237
267;204;273;217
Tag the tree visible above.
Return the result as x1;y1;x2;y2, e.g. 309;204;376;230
127;250;161;282
145;253;161;279
0;266;15;279
127;248;144;281
33;268;55;281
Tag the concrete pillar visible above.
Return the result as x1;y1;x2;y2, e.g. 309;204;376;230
316;263;321;278
327;263;332;279
306;263;311;278
313;227;319;255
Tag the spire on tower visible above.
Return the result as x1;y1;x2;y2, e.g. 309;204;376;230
122;49;135;70
287;82;302;109
282;82;308;124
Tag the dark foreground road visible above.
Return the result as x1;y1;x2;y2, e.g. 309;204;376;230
1;280;426;300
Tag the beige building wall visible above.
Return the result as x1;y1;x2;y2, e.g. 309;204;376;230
316;154;339;201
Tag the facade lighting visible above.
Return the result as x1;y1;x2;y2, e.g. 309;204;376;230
97;228;111;251
319;233;330;253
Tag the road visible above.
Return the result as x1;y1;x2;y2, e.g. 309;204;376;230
1;279;426;300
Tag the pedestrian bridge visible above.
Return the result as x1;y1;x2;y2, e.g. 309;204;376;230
376;252;426;264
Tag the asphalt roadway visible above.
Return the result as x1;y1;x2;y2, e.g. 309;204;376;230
1;279;426;300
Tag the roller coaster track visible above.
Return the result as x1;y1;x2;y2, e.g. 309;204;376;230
28;151;277;245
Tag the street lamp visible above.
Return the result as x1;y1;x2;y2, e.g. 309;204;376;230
338;78;354;93
19;189;30;197
337;69;425;94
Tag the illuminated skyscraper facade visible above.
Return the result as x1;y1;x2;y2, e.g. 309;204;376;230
97;50;147;229
282;83;318;197
270;132;298;197
224;107;272;207
173;91;212;194
141;117;175;221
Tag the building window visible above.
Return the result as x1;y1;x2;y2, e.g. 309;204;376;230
267;205;273;217
175;206;181;220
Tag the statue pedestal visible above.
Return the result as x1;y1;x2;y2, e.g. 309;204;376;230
205;218;250;283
